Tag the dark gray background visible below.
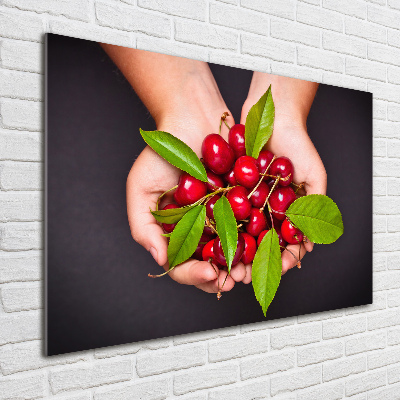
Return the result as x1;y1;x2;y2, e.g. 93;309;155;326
46;34;372;356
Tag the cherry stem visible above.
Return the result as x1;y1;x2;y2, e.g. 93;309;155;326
293;181;305;194
221;111;231;131
205;216;218;235
148;265;176;278
260;174;280;212
220;272;229;295
247;173;265;199
156;185;178;211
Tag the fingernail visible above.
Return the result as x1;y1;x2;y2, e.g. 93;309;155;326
149;247;158;264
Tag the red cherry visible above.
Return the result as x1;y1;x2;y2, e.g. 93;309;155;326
206;194;221;219
201;134;235;175
246;208;267;237
202;238;219;266
256;150;275;179
174;172;207;206
258;228;286;249
281;218;303;244
257;229;269;246
270;156;293;186
203;225;216;236
234;156;260;189
268;186;296;221
249;181;269;208
223;168;237;186
241;232;257;264
206;169;224;193
192;232;213;260
226;186;252;220
228;124;246;158
214;233;245;267
161;204;179;233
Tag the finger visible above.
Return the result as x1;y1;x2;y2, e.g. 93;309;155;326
165;259;219;286
242;264;252;284
196;270;235;293
303;237;314;252
281;243;307;275
230;262;246;282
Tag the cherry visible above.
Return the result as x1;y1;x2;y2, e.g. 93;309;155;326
201;134;235;175
241;232;257;264
258;228;286;249
249;181;269;208
281;218;303;244
228;124;246;158
268;186;296;221
270;156;293;186
246;208;267;237
226;186;252;220
174;172;207;206
234;156;259;189
206;169;224;193
206;194;221;219
256;150;274;179
223;168;237;186
192;232;213;260
257;229;269;246
203;225;216;236
161;204;179;233
202;238;220;267
214;233;245;267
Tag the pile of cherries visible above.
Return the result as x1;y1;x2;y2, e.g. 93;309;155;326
162;123;304;269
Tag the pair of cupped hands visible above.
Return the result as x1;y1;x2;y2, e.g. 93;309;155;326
125;70;327;295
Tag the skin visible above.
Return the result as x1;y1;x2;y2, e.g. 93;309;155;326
101;44;326;289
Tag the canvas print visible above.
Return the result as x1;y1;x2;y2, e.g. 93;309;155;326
46;33;372;355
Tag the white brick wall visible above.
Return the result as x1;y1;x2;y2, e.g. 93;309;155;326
0;0;399;398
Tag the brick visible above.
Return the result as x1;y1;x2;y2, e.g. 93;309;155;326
138;0;207;21
48;394;91;400
387;217;400;233
95;378;168;400
345;369;386;396
323;0;366;19
1;281;41;312
388;66;400;85
298;341;343;366
345;57;385;82
323;31;366;58
373;215;386;233
297;381;343;400
373;179;386;197
96;1;170;39
0;130;42;161
0;161;42;190
345;18;386;44
50;359;133;394
0;340;88;375
1;99;42;132
0;250;41;283
137;37;208;62
368;4;400;30
389;0;400;10
388;252;400;269
241;0;295;20
388;103;400;122
369;81;400;104
369;43;400;68
388;327;400;346
137;344;205;377
49;20;132;48
297;3;343;32
240;350;295;379
271;19;320;47
0;192;41;222
209;333;269;362
0;222;42;251
2;0;89;21
175;20;237;50
270;365;321;396
368;309;400;330
373;138;386;156
0;39;42;73
388;289;400;307
346;331;386;356
0;310;40;345
0;372;45;400
368;384;400;400
368;347;400;370
210;50;270;73
0;9;44;42
174;326;237;345
209;379;269;400
388;179;400;195
298;47;344;73
297;309;343;324
345;292;386;315
240;316;296;333
322;72;367;91
323;316;366;339
271;323;321;350
323;355;366;382
374;234;400;252
241;35;296;63
389;29;400;49
174;363;239;395
388;364;400;384
271;62;322;83
373;101;387;121
375;158;400;176
210;3;268;36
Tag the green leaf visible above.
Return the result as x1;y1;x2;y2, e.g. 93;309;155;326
252;228;282;317
285;194;344;244
167;205;206;268
151;204;196;224
213;196;238;272
140;129;207;182
245;85;275;159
